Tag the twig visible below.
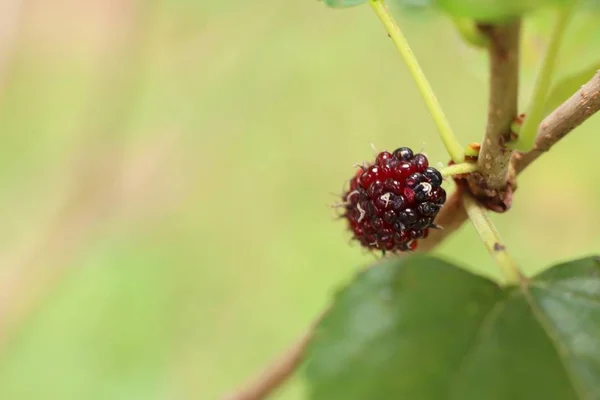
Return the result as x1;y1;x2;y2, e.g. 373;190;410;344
476;21;520;190
369;0;464;163
514;5;574;152
462;193;523;286
514;70;600;173
222;311;327;400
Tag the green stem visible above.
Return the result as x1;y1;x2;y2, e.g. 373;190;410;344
369;0;464;163
462;193;523;286
440;162;478;177
513;5;574;152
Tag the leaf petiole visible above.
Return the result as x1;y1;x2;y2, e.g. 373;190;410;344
462;193;524;287
369;0;464;163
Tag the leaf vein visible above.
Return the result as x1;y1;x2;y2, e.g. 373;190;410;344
447;296;510;399
524;288;590;400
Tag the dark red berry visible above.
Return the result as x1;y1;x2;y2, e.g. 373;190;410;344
410;229;425;239
392;220;406;233
393;147;413;161
371;217;384;230
417;202;438;217
413;182;433;202
384;178;403;195
415;217;433;229
354;225;364;237
406;173;425;189
392;161;416;180
375;193;396;211
365;200;377;216
430;187;446;204
376;151;393;166
399;208;418;224
367;180;384;197
383;240;396;251
385;156;400;166
342;147;446;253
383;210;396;224
359;166;380;188
423;167;443;187
403;187;415;204
393;231;409;243
411;153;429;170
390;194;406;210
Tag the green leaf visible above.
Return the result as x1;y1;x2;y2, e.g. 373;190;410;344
321;0;367;8
435;0;567;21
305;255;600;400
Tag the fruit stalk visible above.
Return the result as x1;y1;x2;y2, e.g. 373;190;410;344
368;0;464;163
440;162;478;177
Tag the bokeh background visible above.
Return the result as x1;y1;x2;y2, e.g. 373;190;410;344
0;0;598;399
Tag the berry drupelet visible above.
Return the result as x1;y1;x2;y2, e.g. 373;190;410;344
343;147;446;253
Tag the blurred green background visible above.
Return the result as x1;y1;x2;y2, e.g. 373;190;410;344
0;0;598;399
